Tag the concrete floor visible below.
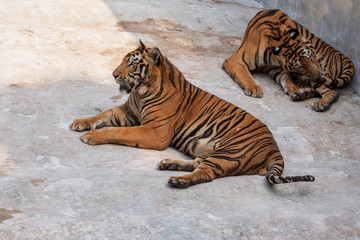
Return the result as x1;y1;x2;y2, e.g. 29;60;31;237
0;0;359;239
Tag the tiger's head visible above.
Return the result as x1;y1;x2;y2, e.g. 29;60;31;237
112;40;162;95
272;39;322;79
263;20;322;79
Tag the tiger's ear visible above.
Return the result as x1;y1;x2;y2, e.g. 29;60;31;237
139;39;146;49
150;47;162;66
288;29;299;39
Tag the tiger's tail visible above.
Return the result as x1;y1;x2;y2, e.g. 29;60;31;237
265;161;315;184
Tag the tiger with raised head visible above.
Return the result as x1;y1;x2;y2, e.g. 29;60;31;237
70;41;314;188
222;9;354;111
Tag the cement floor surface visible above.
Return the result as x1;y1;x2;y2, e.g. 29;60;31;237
0;0;359;239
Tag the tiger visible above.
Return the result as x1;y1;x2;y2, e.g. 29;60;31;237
70;40;315;188
222;9;354;112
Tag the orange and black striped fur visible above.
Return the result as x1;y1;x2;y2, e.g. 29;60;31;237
70;41;314;188
222;9;354;111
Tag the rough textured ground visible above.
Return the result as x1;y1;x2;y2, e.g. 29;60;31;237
0;0;359;239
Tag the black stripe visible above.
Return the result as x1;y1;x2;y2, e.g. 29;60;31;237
248;9;280;32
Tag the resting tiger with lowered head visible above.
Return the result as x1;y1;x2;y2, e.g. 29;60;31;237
222;9;354;111
70;41;314;188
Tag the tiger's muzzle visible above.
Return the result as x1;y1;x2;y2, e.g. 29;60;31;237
115;77;134;94
119;81;134;94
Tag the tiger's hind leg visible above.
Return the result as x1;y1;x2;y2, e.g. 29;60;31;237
167;166;215;188
165;156;229;188
267;67;316;101
157;157;203;172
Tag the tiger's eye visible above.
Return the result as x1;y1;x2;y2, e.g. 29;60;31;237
272;46;282;55
289;29;299;39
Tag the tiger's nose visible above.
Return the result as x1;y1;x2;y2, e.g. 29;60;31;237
113;74;119;79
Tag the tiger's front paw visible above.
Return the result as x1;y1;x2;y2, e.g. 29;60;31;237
289;88;316;101
312;90;339;112
168;176;190;188
312;100;331;112
80;129;106;145
244;84;263;98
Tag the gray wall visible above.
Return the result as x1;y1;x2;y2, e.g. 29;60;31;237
256;0;360;94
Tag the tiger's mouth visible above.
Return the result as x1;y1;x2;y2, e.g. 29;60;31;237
119;81;134;94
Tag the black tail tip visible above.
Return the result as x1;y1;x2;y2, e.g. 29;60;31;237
267;174;315;184
287;175;315;182
305;175;315;182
